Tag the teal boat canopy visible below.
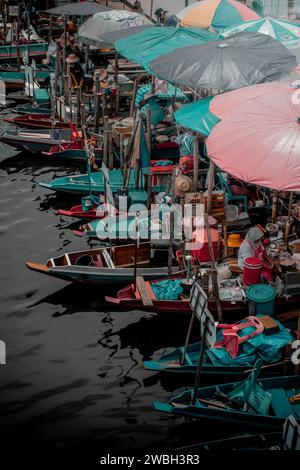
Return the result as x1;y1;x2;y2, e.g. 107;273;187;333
115;26;218;71
175;97;220;137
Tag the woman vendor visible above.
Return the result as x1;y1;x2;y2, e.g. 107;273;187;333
238;226;274;282
238;227;264;270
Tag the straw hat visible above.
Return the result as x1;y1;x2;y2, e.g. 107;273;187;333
175;174;193;198
94;68;107;81
66;54;79;64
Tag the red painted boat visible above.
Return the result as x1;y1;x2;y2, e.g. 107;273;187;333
105;277;192;315
4;114;70;130
106;277;300;320
58;198;118;220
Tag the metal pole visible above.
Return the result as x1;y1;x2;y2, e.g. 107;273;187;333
192;317;208;405
181;310;196;366
133;212;140;292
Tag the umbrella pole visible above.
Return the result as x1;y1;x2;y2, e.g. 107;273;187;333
62;18;67;96
272;191;278;223
284;192;293;242
48;15;53;43
193;136;199;191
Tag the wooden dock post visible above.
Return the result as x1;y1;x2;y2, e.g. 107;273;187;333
103;116;109;167
130;76;140;117
94;73;100;133
207;160;215;215
145;108;152;155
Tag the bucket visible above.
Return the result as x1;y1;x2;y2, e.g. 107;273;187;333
243;257;262;286
246;284;277;317
75;255;93;267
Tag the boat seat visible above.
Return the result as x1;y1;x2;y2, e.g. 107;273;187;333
270;389;296;418
102;249;115;269
64;254;71;266
136;276;154;307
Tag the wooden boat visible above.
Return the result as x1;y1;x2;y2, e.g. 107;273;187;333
74;213;152;240
177;432;283;451
0;69;51;92
105;276;300;317
0;128;73;153
3;114;70;130
0;42;48;62
153;373;300;429
26;242;180;286
58;204;108;220
175;415;300;450
42;142;102;162
14;104;52;115
143;317;294;378
58;196;117;220
39;169;145;195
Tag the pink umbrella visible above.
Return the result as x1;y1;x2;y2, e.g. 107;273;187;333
206;85;300;191
210;81;296;119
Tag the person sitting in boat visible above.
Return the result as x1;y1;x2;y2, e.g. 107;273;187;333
66;54;84;89
238;227;274;281
238;227;265;270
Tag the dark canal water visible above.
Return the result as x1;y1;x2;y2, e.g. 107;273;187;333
0;113;240;455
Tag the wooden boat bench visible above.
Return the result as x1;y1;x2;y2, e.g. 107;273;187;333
136;276;154;307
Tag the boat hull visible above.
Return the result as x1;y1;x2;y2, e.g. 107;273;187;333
0;43;48;62
26;262;180;286
0;129;73;153
153;375;300;430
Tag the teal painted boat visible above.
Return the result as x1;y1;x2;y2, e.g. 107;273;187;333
144;318;293;378
0;69;51;83
175;415;300;450
75;205;172;241
14;104;52;115
42;147;102;162
153;371;300;429
40;169;165;196
26;242;180;286
0;42;48;62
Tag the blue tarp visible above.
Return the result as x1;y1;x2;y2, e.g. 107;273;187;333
207;318;293;366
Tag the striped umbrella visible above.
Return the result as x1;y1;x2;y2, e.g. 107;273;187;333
222;17;300;49
176;0;260;31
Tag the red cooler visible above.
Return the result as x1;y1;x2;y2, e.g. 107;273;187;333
192;228;220;262
243;257;262;286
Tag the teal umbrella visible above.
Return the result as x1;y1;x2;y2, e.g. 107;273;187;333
115;26;218;70
175;97;220;137
221;17;300;48
174;81;297;136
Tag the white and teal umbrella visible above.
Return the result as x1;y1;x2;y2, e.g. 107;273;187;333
221;18;300;49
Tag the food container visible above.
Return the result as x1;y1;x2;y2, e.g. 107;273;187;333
279;256;296;273
266;223;279;237
243;257;262;286
289;239;300;253
276;216;292;231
